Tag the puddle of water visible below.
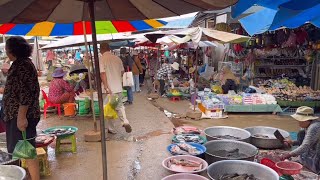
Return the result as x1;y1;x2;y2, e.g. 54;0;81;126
135;130;170;141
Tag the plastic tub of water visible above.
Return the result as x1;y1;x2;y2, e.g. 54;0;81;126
162;173;209;180
0;165;26;180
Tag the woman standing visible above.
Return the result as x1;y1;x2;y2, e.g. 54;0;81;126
3;36;40;180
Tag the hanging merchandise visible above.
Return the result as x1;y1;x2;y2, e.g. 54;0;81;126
263;32;275;48
244;51;256;66
282;31;297;48
295;28;308;45
276;29;288;46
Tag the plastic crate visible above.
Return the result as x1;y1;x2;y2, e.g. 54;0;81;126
280;107;297;116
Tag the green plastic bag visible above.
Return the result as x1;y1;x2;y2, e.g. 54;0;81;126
12;131;37;160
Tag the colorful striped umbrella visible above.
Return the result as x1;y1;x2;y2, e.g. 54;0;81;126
0;19;167;36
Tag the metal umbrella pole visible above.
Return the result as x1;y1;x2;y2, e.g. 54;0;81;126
88;0;108;179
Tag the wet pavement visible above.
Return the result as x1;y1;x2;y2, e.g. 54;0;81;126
1;88;302;180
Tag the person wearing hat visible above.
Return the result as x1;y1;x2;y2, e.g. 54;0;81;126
156;59;179;96
132;50;143;93
68;64;90;95
0;62;10;93
281;106;320;173
48;68;75;104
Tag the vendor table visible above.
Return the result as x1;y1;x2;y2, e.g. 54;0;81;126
224;104;283;113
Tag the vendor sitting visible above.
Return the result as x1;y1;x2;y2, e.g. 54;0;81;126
282;106;320;174
48;68;75;104
0;63;10;93
68;64;89;95
218;66;239;94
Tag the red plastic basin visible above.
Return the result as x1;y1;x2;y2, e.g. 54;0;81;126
275;161;303;175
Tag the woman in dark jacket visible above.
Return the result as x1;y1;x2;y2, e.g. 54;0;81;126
3;36;40;180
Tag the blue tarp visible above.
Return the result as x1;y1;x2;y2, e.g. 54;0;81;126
233;0;320;35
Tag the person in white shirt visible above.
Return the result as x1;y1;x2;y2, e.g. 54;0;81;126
99;43;132;134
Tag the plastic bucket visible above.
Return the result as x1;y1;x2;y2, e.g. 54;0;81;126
78;97;90;115
94;101;100;116
63;103;76;116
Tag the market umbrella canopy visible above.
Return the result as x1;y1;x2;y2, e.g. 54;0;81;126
232;0;320;35
0;0;238;23
0;20;167;36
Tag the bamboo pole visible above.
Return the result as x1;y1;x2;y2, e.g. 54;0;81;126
82;21;98;131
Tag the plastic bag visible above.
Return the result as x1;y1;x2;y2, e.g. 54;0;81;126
12;131;37;160
104;95;119;120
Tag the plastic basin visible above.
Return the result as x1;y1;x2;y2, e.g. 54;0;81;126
162;155;208;174
167;142;206;158
0;165;26;180
43;126;78;138
162;173;209;180
276;161;303;175
172;134;207;144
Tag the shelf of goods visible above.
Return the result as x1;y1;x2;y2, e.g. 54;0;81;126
254;57;310;78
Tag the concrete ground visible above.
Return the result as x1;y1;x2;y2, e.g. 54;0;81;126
1;88;301;180
154;98;300;132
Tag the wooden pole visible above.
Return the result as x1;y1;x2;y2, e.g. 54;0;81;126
82;21;97;132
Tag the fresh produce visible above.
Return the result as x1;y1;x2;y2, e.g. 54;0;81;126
258;79;320;101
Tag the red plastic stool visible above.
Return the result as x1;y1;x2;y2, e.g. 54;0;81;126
170;96;181;102
41;90;61;119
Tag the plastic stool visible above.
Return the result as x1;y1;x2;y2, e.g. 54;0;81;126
37;147;51;176
21;148;51;176
55;134;77;154
170;96;181;102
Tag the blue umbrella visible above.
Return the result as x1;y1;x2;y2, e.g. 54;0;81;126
233;0;320;35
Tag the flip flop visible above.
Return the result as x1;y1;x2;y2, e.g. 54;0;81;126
123;124;132;133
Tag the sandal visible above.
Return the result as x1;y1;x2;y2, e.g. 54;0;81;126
123;124;132;133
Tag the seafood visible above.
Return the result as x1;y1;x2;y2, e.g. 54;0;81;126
175;134;205;144
45;128;75;136
35;135;54;144
219;173;259;180
212;135;241;140
252;134;270;138
167;158;203;172
210;149;249;159
170;145;189;155
0;150;10;164
170;143;202;156
173;126;201;135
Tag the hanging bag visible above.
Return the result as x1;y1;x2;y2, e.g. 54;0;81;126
122;66;134;87
12;131;37;160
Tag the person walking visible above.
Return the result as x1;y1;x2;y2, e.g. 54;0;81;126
132;50;143;93
156;59;179;96
119;48;134;104
139;52;147;86
46;49;55;70
3;36;40;180
99;43;132;134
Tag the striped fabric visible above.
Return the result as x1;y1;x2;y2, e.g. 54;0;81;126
0;20;167;36
0;0;238;24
